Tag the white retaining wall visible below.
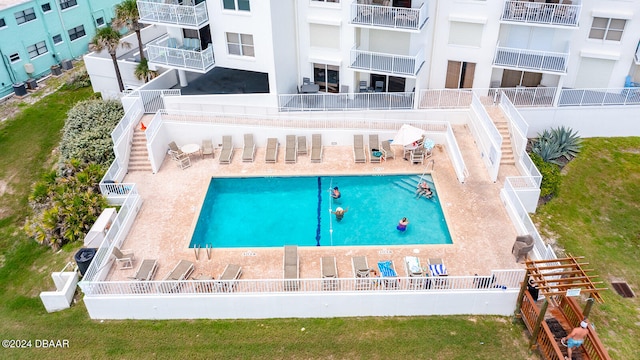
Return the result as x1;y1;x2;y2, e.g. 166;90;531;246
518;106;640;138
83;289;518;320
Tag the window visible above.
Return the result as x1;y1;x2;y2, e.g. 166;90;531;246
60;0;78;10
226;32;254;57
309;24;340;49
15;8;37;25
27;41;48;59
445;61;476;89
448;21;483;47
313;63;339;93
42;3;52;12
9;53;20;62
53;34;63;44
96;17;104;26
589;17;626;41
0;18;5;28
223;0;250;11
68;25;85;41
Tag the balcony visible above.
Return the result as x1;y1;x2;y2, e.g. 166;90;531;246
147;36;215;73
493;46;569;74
138;0;208;28
501;1;581;27
350;47;424;77
350;1;428;31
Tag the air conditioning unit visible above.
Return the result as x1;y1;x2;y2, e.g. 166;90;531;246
50;65;62;76
26;78;38;90
61;59;73;70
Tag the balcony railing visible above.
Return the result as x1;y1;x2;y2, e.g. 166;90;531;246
147;36;215;73
279;92;415;111
501;1;581;27
351;2;428;31
350;47;424;76
493;46;569;73
137;0;208;28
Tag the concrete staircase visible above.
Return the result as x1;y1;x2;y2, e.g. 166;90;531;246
495;119;515;166
485;105;516;166
128;129;153;172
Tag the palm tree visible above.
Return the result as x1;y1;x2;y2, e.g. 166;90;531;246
134;58;158;83
89;26;131;92
113;0;146;62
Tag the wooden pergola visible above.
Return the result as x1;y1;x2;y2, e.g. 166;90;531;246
514;255;608;349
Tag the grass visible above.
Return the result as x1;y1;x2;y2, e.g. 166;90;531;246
532;137;640;359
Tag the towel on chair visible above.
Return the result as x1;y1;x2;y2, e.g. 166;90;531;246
429;263;447;276
378;260;397;277
406;256;421;274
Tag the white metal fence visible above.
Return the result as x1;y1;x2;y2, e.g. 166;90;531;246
493;45;569;73
80;185;142;283
350;2;428;31
278;92;414;111
469;94;502;182
558;87;640;106
81;270;525;296
350;47;424;76
147;35;215;73
138;0;209;27
501;1;581;27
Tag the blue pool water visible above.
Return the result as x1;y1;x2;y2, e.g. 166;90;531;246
190;175;452;248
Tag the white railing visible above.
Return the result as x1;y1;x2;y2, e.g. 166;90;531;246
125;88;181;113
417;88;558;109
502;180;547;258
494;46;569;73
137;0;208;28
147;36;215;73
278;92;414;111
501;1;580;27
350;47;424;76
80;185;142;283
350;1;428;31
469;94;502;182
417;89;473;109
81;269;525;296
156;109;450;132
558;88;640;106
497;87;557;107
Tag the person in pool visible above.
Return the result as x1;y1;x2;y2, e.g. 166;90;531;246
396;217;409;231
331;206;349;221
331;187;341;200
415;181;433;199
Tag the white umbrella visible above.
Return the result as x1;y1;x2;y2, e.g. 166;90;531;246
392;124;424;146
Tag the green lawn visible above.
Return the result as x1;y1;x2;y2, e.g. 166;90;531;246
0;86;636;358
532;137;640;359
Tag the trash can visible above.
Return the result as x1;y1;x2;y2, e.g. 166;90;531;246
74;248;97;276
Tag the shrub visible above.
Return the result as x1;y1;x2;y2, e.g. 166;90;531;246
530;126;582;165
552;125;582;160
61;69;92;90
58;99;124;171
530;153;561;199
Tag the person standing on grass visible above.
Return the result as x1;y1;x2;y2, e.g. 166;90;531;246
561;320;589;360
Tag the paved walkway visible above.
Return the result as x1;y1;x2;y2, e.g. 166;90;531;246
110;124;523;282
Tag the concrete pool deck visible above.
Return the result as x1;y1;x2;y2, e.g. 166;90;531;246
110;124;523;282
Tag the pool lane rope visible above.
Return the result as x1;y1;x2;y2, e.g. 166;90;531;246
316;177;322;246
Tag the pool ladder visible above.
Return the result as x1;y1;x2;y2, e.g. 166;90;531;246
193;244;212;261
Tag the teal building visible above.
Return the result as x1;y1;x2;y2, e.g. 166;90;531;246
0;0;124;97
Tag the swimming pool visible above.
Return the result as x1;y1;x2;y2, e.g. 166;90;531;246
190;175;452;248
